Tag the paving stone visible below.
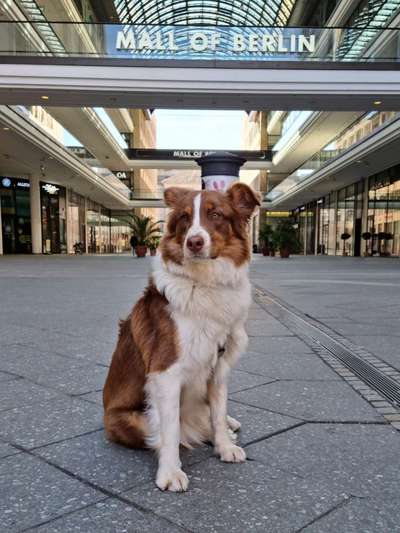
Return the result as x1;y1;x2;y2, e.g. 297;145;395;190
0;453;103;532
0;378;60;412
247;335;314;355
32;498;183;533
0;441;20;459
0;371;18;382
231;381;383;421
35;431;157;493
35;364;108;396
237;352;340;380
227;400;300;444
78;390;103;405
0;346;91;380
245;318;293;337
246;423;400;497
0;396;103;449
123;458;346;533
303;497;400;533
228;369;274;393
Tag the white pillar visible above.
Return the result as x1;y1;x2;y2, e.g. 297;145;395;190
0;195;3;255
65;188;73;254
84;197;89;254
30;175;42;254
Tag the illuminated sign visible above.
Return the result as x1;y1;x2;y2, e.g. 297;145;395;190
115;29;315;55
106;26;319;61
42;183;59;195
1;177;30;188
125;148;272;161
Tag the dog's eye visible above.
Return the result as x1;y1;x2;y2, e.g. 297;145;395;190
180;213;189;223
210;211;222;220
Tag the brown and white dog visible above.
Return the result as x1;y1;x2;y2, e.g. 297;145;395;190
103;182;260;492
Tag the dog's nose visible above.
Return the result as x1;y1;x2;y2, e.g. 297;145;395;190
187;235;204;253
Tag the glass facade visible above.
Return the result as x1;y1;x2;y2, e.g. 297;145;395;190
367;170;400;257
294;166;400;257
0;177;32;254
87;199;100;254
68;190;86;254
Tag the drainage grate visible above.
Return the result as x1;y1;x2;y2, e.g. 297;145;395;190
254;285;400;409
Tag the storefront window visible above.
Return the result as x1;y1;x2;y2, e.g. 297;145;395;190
40;182;67;254
87;199;100;253
110;216;131;253
99;208;111;253
68;190;86;254
368;171;400;257
0;177;32;254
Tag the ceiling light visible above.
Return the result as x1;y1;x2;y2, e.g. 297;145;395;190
2;127;9;130
373;100;382;105
41;95;49;100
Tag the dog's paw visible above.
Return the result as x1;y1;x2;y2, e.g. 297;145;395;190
156;468;189;492
227;415;241;432
228;428;238;442
217;444;246;463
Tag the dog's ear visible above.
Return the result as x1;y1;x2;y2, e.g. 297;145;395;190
227;182;261;220
164;187;192;209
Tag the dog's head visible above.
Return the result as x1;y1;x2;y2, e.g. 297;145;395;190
160;183;260;268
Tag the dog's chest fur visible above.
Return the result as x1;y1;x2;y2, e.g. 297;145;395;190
153;259;251;381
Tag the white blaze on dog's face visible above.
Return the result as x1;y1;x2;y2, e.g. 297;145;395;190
161;183;260;267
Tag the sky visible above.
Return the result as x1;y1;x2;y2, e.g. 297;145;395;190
155;109;246;149
62;109;246;150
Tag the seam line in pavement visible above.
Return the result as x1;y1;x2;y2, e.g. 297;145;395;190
243;421;306;447
228;397;305;421
295;494;354;532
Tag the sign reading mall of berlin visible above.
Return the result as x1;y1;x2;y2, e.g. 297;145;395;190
114;27;316;57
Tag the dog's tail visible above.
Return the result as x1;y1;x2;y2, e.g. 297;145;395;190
103;316;147;448
104;407;148;448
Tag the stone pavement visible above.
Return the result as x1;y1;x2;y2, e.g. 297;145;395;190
0;254;400;532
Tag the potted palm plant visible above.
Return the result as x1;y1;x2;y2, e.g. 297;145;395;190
272;220;300;258
259;224;273;256
148;236;161;256
130;214;161;258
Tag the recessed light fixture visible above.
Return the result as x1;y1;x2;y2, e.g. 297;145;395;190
41;95;49;100
2;127;9;130
373;100;382;105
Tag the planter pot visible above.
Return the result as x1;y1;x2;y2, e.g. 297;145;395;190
135;245;148;257
262;247;269;256
270;250;276;257
280;248;290;259
150;248;157;256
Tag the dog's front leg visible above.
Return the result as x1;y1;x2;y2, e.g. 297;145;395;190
147;367;188;492
208;326;247;463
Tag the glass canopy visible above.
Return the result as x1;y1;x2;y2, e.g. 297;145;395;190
113;0;297;26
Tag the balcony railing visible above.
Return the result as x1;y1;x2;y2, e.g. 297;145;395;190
1;22;400;62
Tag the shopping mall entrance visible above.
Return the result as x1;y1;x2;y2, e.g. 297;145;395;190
1;22;400;257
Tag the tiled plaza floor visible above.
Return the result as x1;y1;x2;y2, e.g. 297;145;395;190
0;254;399;532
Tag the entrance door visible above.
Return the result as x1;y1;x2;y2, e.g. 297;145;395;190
354;218;362;257
2;214;15;253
